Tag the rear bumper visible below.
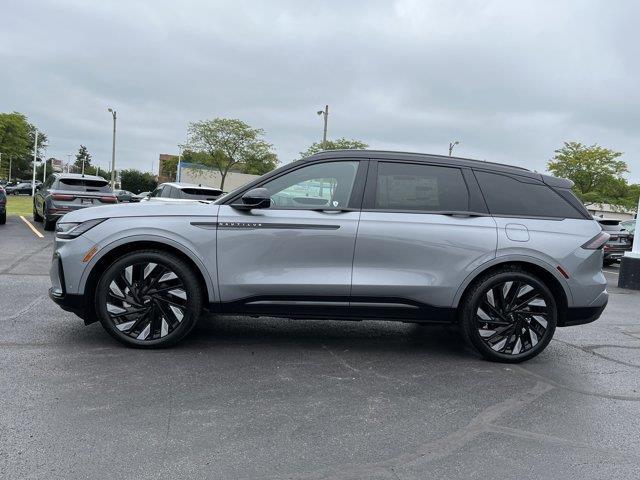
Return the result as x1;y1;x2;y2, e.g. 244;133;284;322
560;300;608;327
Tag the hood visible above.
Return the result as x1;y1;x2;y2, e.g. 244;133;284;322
59;200;219;223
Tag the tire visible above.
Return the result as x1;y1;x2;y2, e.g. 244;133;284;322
33;201;43;222
0;211;5;225
603;259;616;267
95;250;203;348
459;267;557;363
43;216;57;231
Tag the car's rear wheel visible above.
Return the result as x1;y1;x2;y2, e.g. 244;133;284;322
459;268;557;363
0;211;5;225
95;250;202;348
33;201;43;222
43;216;56;231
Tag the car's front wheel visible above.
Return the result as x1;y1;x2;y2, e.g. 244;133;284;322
95;250;203;348
459;267;557;363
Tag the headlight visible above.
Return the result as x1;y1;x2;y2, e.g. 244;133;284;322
56;218;106;239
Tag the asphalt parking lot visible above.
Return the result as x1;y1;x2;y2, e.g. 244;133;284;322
1;214;639;479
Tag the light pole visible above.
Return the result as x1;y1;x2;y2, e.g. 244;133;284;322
8;156;12;182
448;140;459;156
317;105;329;147
31;129;38;196
67;153;72;173
108;108;117;189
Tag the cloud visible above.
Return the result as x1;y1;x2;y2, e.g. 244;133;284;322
1;0;638;182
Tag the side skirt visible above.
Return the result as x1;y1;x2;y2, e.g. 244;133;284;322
208;296;457;323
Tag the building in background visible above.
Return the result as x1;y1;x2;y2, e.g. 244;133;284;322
585;203;636;221
157;154;259;193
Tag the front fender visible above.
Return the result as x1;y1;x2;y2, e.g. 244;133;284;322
79;228;217;303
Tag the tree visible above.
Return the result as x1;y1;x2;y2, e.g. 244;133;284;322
298;137;368;159
120;169;157;194
160;156;178;181
184;118;276;191
547;142;627;198
0;112;47;180
74;145;92;171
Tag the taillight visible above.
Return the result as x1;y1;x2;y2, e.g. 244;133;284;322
99;196;117;203
52;194;75;201
581;231;610;250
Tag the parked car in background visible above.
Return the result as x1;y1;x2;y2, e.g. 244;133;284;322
0;185;6;224
131;191;150;202
6;180;41;195
621;219;636;237
143;182;223;202
114;189;136;203
33;173;117;231
49;150;608;363
596;218;632;265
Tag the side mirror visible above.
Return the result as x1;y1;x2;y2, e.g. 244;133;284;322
232;188;271;210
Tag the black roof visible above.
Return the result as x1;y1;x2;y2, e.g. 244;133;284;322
303;149;572;188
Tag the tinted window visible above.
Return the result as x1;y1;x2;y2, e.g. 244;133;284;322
149;186;164;198
59;178;111;192
181;188;222;199
475;171;583;219
262;161;359;209
375;162;469;212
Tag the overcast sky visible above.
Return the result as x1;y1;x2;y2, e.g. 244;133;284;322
1;0;638;181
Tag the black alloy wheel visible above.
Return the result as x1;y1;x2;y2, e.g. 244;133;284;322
96;250;202;348
460;268;557;363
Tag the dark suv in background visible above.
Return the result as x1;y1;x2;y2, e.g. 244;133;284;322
596;218;633;265
34;173;117;230
0;185;6;224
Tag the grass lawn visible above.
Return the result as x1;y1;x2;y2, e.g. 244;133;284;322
6;195;33;217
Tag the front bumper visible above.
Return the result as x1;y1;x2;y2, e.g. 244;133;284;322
48;288;88;321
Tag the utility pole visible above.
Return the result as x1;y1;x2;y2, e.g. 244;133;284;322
67;154;72;173
31;129;38;196
448;140;459;156
81;156;85;176
108;108;117;189
43;156;47;182
8;156;12;182
317;105;329;147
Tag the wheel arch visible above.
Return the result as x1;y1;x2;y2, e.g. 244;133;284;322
80;237;216;325
453;257;571;325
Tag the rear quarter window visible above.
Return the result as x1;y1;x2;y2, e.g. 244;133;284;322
474;170;584;219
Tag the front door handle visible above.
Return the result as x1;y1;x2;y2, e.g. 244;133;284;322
311;208;351;213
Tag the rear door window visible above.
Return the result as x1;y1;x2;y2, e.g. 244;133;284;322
59;178;111;192
474;171;583;219
374;162;469;212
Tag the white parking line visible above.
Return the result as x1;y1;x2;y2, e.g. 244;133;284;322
603;269;619;276
19;215;44;238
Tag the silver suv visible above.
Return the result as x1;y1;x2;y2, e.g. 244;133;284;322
49;150;609;362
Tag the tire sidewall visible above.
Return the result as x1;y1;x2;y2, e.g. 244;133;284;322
461;270;557;363
95;251;202;348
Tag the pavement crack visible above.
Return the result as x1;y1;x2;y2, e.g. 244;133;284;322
1;295;46;323
487;424;640;461
552;339;640;369
0;241;53;275
267;381;554;480
513;364;640;402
